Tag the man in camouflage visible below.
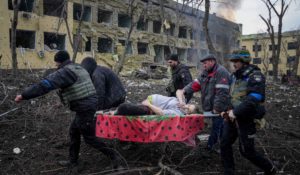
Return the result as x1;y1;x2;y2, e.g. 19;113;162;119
220;50;276;175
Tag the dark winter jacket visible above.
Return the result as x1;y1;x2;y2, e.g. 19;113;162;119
184;63;231;113
167;63;193;100
22;60;98;112
230;64;266;120
81;59;126;110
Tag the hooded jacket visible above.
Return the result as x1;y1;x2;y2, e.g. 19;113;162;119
81;58;126;110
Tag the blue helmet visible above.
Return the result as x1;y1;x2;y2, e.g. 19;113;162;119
229;50;251;63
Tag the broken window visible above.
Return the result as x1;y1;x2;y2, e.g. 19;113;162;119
73;3;91;22
177;48;187;61
44;32;65;50
98;38;112;53
164;46;171;60
118;14;131;28
164;23;175;36
10;29;35;49
252;44;261;52
74;34;91;52
43;0;65;17
137;42;148;54
137;17;148;31
178;26;187;38
98;9;113;24
252;57;262;64
153;20;162;34
85;37;91;52
118;40;132;54
269;44;278;51
287;56;296;63
154;45;163;63
287;42;298;50
8;0;34;12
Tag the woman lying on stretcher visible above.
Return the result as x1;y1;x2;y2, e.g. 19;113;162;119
110;90;200;116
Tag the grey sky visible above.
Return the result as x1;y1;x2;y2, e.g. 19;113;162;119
176;0;300;35
235;0;300;34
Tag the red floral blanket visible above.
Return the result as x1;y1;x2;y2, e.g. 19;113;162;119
95;114;204;143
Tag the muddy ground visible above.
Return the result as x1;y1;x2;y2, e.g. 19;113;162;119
0;69;299;175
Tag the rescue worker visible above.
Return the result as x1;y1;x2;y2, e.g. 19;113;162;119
220;50;276;175
15;51;123;170
178;54;231;152
81;57;126;110
166;54;193;102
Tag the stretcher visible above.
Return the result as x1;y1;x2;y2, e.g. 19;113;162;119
95;113;212;144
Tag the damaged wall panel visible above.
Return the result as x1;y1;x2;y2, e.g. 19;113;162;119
0;0;241;70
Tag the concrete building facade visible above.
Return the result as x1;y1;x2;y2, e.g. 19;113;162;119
0;0;241;70
241;30;300;76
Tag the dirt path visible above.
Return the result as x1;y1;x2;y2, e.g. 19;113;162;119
0;70;299;174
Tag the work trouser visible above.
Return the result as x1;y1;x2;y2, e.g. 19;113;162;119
220;120;274;175
69;109;118;163
207;116;223;150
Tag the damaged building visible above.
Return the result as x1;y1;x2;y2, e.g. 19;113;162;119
0;0;241;72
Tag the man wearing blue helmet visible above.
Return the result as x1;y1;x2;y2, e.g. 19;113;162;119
220;49;277;175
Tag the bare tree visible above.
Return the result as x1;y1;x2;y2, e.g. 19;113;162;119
72;0;85;62
260;0;291;80
255;34;271;75
56;0;84;63
202;0;220;63
113;0;141;75
10;0;21;76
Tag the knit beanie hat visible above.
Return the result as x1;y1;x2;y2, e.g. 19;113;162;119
54;50;70;63
167;54;179;61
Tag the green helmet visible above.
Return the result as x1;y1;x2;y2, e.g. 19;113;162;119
229;50;251;63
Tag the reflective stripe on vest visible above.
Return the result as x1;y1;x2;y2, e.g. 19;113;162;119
61;64;96;104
